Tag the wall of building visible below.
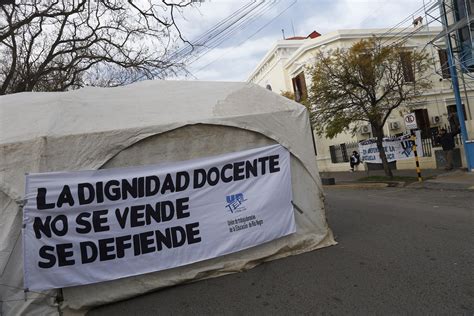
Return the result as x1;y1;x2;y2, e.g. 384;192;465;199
248;27;474;172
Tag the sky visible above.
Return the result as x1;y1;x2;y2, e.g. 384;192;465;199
174;0;439;82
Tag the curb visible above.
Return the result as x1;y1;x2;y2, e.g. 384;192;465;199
407;181;474;191
321;179;473;191
323;182;389;189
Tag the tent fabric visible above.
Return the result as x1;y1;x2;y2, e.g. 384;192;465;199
0;80;336;315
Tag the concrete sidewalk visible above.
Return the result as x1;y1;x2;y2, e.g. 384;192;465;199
410;169;474;191
319;168;474;191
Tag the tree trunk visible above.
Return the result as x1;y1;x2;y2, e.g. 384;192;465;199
374;126;393;178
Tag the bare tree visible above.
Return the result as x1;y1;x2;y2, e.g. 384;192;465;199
0;0;194;95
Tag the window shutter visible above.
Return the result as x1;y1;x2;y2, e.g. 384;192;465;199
438;49;451;79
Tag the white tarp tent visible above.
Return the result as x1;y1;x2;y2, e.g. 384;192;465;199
0;80;335;315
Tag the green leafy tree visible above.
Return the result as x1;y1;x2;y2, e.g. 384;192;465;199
307;37;432;177
280;90;314;120
280;90;295;100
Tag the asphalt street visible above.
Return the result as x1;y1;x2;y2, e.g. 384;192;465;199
89;187;474;315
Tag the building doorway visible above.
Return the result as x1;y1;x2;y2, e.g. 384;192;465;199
414;109;431;138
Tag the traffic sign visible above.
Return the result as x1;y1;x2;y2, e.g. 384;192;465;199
404;113;418;130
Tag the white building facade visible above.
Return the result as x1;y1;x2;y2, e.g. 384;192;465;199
248;27;474;172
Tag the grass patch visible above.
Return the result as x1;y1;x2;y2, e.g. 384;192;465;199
357;176;421;183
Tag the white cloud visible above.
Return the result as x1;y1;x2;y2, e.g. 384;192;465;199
172;0;439;82
189;36;276;81
176;1;281;42
299;0;434;33
177;2;242;40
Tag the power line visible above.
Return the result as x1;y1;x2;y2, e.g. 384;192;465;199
190;1;257;46
167;1;271;66
193;0;438;75
378;0;437;45
185;0;279;66
389;7;452;48
191;1;268;51
374;1;455;51
167;1;258;62
194;0;298;74
380;1;473;121
202;1;278;49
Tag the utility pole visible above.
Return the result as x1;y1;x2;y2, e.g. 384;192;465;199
439;0;474;171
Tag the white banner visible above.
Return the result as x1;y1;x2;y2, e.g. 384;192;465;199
23;145;295;291
359;131;423;163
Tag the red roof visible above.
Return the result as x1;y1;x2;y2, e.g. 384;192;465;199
307;31;321;39
285;36;307;40
285;30;321;40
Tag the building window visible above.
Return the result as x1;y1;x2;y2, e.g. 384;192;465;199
400;51;415;82
447;104;468;123
453;0;474;70
453;0;471;20
438;49;451;79
292;72;308;102
457;26;473;70
266;84;272;91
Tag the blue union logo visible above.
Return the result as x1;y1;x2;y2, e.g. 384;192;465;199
225;193;247;213
401;140;414;157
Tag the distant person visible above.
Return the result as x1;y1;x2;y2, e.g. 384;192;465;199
350;151;360;172
436;127;460;170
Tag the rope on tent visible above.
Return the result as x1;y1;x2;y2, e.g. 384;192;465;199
291;201;304;214
0;283;56;299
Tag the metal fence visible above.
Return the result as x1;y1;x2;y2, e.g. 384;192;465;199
329;141;359;163
329;133;463;164
421;138;432;157
430;124;463;145
425;124;463;153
